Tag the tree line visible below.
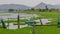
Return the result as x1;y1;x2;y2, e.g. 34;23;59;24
8;5;59;12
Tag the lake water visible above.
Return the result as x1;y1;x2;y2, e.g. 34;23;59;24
5;19;52;30
0;12;52;29
0;13;38;19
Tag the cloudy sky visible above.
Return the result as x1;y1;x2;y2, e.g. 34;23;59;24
0;0;60;7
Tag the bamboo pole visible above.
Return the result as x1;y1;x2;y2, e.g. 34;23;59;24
8;18;9;29
17;11;20;29
32;16;35;34
39;17;43;25
32;22;35;34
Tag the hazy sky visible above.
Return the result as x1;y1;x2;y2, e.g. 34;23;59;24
0;0;60;7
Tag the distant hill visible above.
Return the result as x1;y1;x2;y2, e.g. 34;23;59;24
0;4;30;11
1;3;60;11
34;2;60;9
